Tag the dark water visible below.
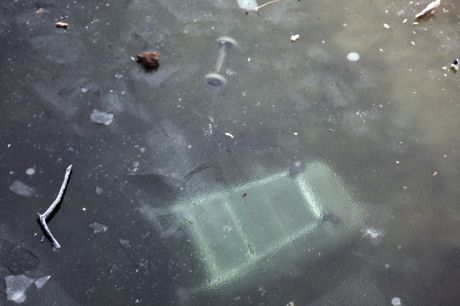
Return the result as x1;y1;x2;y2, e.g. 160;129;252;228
2;0;460;305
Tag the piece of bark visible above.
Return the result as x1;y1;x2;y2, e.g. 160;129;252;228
136;51;160;71
55;21;69;29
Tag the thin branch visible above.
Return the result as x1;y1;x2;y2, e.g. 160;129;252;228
254;0;282;12
38;164;72;249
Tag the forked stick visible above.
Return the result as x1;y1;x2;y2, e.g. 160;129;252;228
38;165;72;249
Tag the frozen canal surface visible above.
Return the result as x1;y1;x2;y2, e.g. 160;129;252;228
2;0;460;305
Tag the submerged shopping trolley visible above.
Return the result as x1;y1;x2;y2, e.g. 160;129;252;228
143;161;362;292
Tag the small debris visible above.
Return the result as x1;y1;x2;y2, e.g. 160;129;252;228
415;0;441;19
55;21;69;29
224;132;234;139
450;58;459;73
119;239;131;248
290;34;300;42
38;165;72;249
432;170;438;176
90;109;114;126
361;227;385;245
136;51;160;71
26;168;35;176
391;297;402;306
242;192;248;198
35;8;46;16
346;52;360;62
88;222;108;234
383;23;390;29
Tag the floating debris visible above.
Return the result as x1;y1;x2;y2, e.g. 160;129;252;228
450;58;459;73
391;297;402;306
89;222;108;234
224;132;234;139
136;51;160;71
38;165;72;249
34;275;51;290
55;21;69;29
383;23;390;29
5;275;34;304
25;168;35;176
346;52;360;62
9;180;36;197
415;0;441;19
290;34;300;42
90;109;114;126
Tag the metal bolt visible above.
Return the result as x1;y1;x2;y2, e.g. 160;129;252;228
205;36;238;87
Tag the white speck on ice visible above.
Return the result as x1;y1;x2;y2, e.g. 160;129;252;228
347;52;360;62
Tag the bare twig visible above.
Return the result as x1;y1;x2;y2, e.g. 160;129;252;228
254;0;282;12
38;165;72;249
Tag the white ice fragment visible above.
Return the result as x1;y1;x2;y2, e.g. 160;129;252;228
25;168;35;176
9;180;36;197
346;52;360;62
391;297;402;306
361;226;385;245
5;275;34;304
90;109;113;126
34;275;51;289
88;222;108;234
237;0;258;11
224;132;234;139
290;34;300;42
